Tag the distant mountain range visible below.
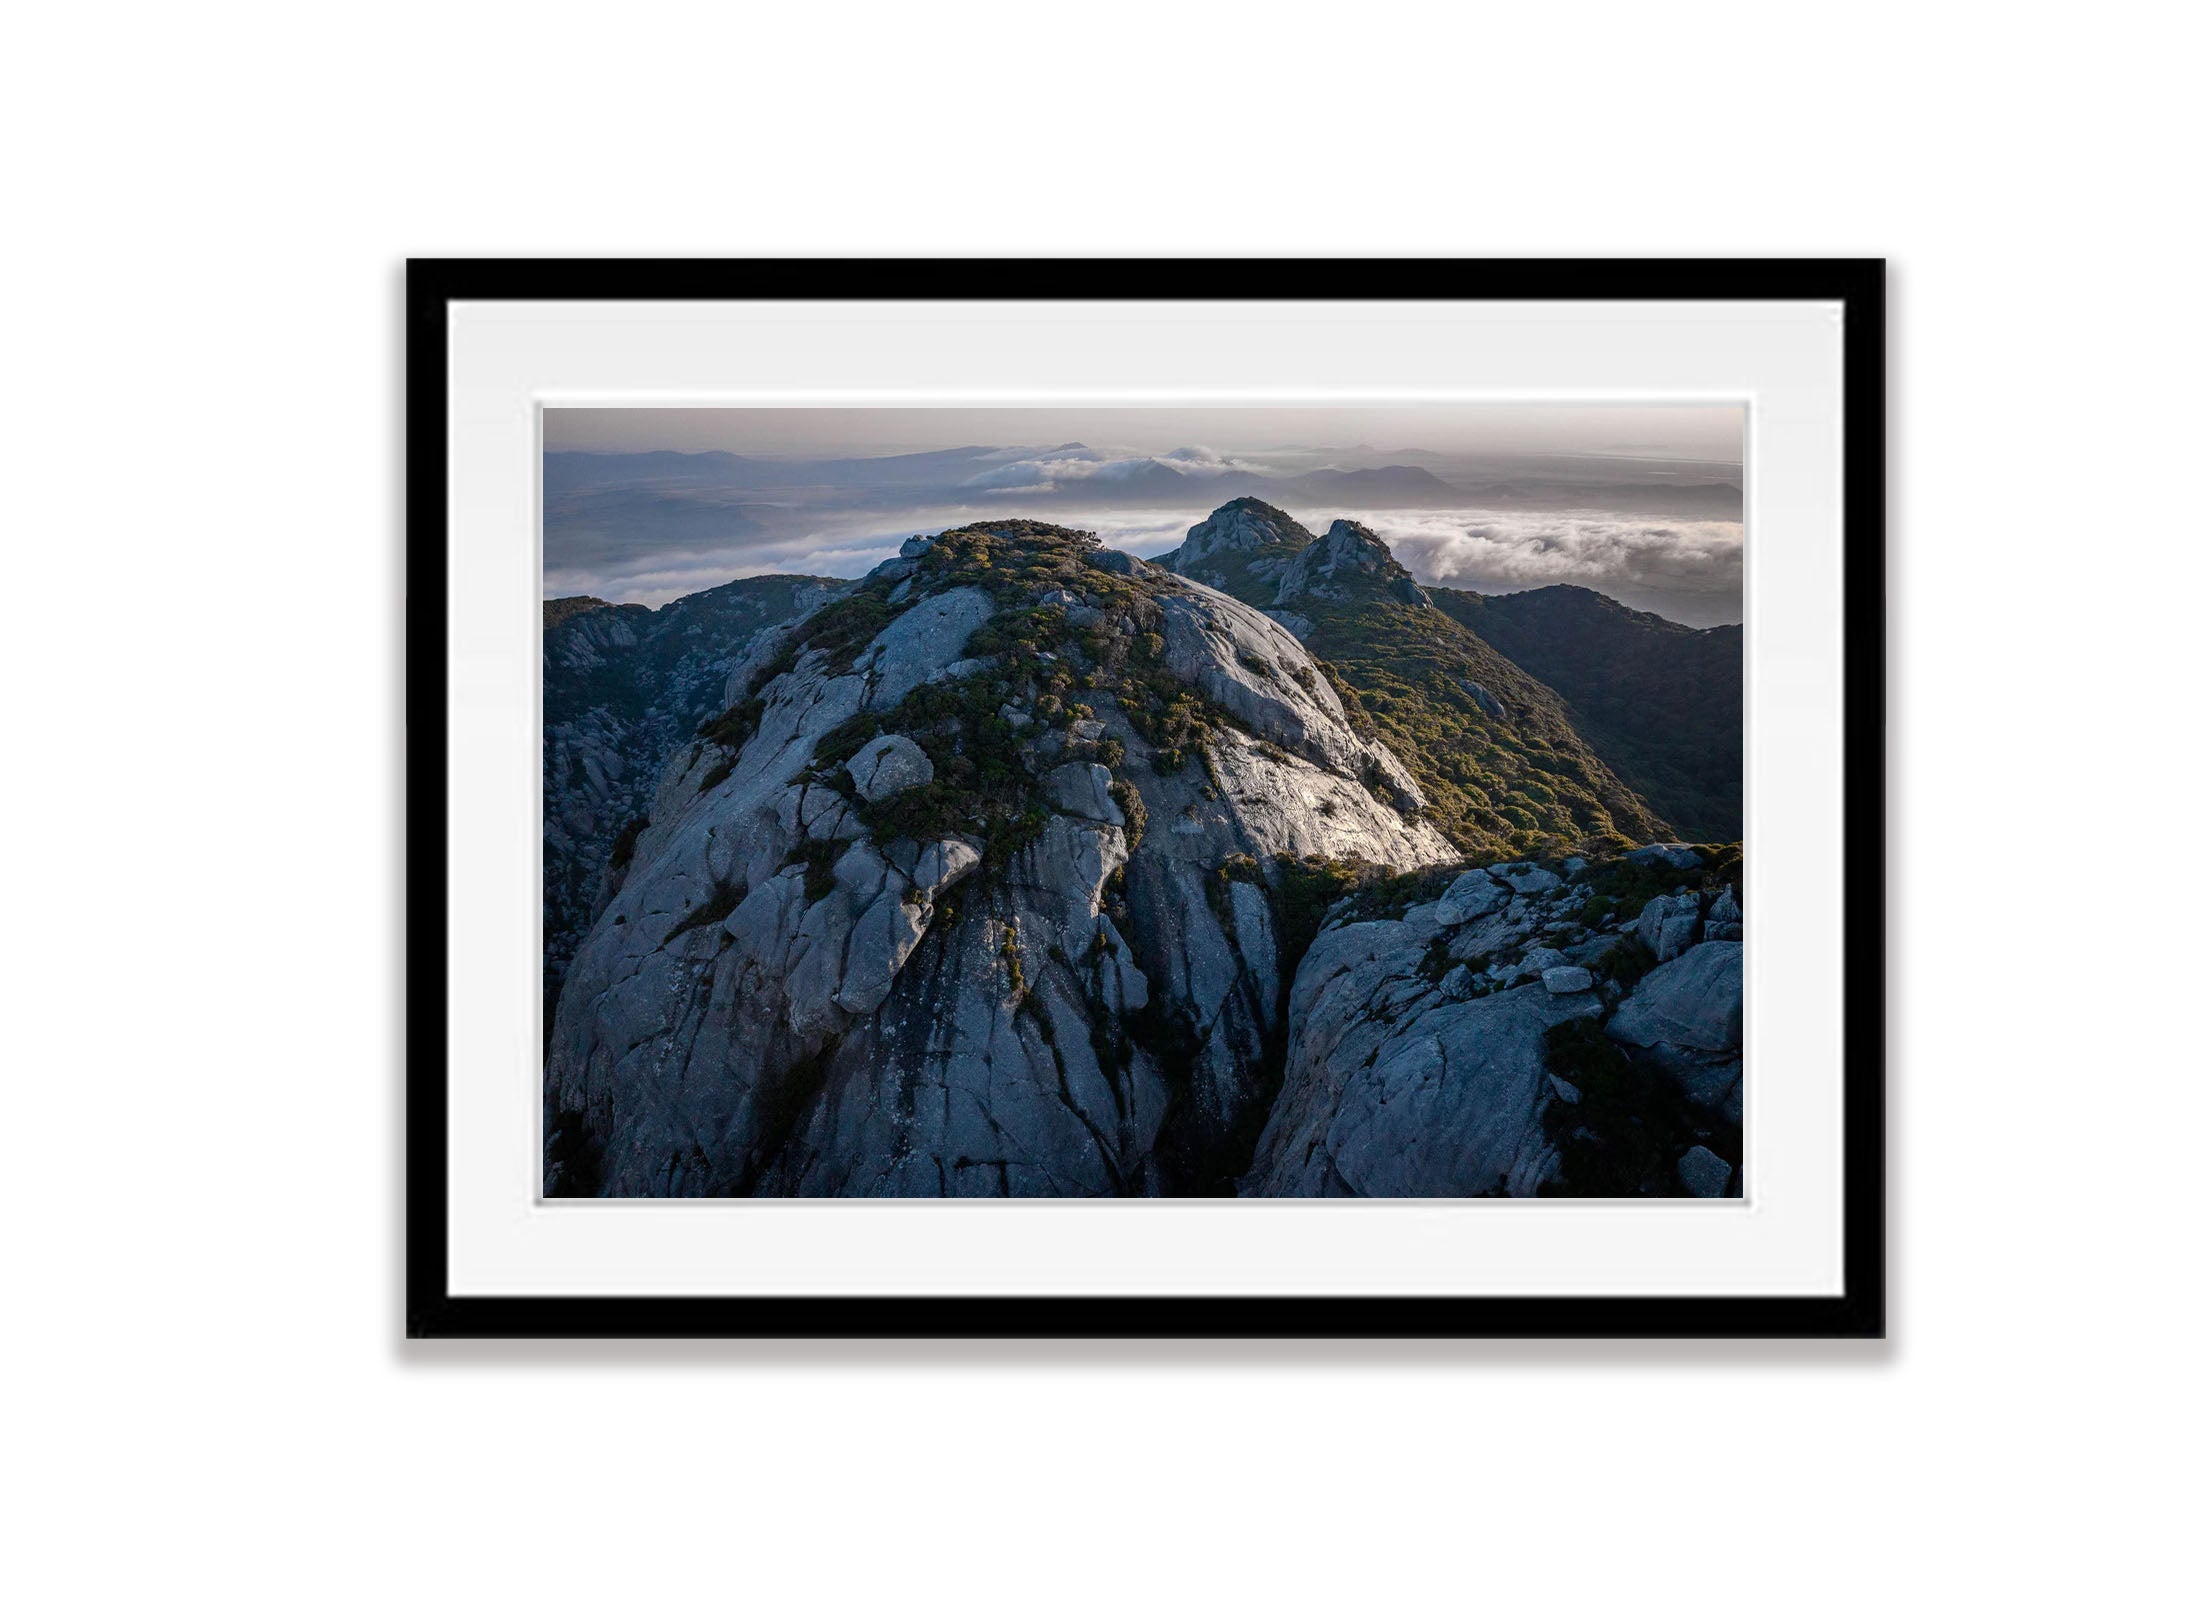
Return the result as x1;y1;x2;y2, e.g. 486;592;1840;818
543;447;1739;514
543;446;1005;495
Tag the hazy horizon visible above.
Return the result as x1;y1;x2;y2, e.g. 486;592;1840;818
543;405;1745;626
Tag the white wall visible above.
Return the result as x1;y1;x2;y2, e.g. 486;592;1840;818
6;3;2190;1594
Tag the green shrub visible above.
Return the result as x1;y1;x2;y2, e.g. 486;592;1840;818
1589;936;1657;988
790;837;850;902
1537;1019;1741;1198
608;813;646;871
664;877;748;944
1271;853;1372;977
809;714;881;772
1112;781;1148;852
697;697;765;750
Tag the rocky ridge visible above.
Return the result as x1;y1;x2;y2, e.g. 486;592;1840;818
545;519;1456;1197
1271;518;1432;608
1250;844;1743;1197
1154;500;1672;856
542;509;1743;1200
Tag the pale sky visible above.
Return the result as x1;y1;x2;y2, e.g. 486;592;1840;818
541;405;1746;625
544;403;1743;463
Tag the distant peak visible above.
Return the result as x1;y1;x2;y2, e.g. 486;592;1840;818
1275;520;1429;608
543;594;611;629
1172;498;1313;570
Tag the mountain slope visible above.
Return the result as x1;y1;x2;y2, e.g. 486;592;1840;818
1161;503;1675;855
541;514;1747;1201
542;574;848;1013
543;519;1457;1198
1434;584;1742;840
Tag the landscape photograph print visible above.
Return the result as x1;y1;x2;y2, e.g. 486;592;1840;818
542;405;1745;1200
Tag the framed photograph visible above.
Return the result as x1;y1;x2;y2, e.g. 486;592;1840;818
408;259;1884;1337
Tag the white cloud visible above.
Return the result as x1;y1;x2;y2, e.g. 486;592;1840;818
958;444;1263;489
546;492;1742;627
1286;508;1744;625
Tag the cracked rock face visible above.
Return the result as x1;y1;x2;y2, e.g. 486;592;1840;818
1246;881;1603;1198
543;589;997;1197
759;814;1159;1197
1157;585;1429;812
1248;849;1745;1197
541;576;845;1010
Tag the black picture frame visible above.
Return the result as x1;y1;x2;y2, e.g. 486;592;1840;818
406;258;1885;1339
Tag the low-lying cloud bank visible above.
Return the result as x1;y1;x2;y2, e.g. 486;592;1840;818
548;497;1743;628
1326;510;1744;627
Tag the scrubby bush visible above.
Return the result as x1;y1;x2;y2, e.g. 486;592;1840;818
1111;781;1148;852
790;837;850;903
664;877;748;943
1536;1019;1741;1198
608;813;646;871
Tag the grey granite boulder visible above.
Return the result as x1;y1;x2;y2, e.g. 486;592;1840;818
1677;1144;1733;1198
1432;867;1510;927
1085;548;1151;578
1542;965;1594;995
1610;937;1742;1087
1636;891;1701;963
836;891;928;1015
1043;762;1125;825
913;837;981;894
1490;861;1563;896
848;733;934;801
